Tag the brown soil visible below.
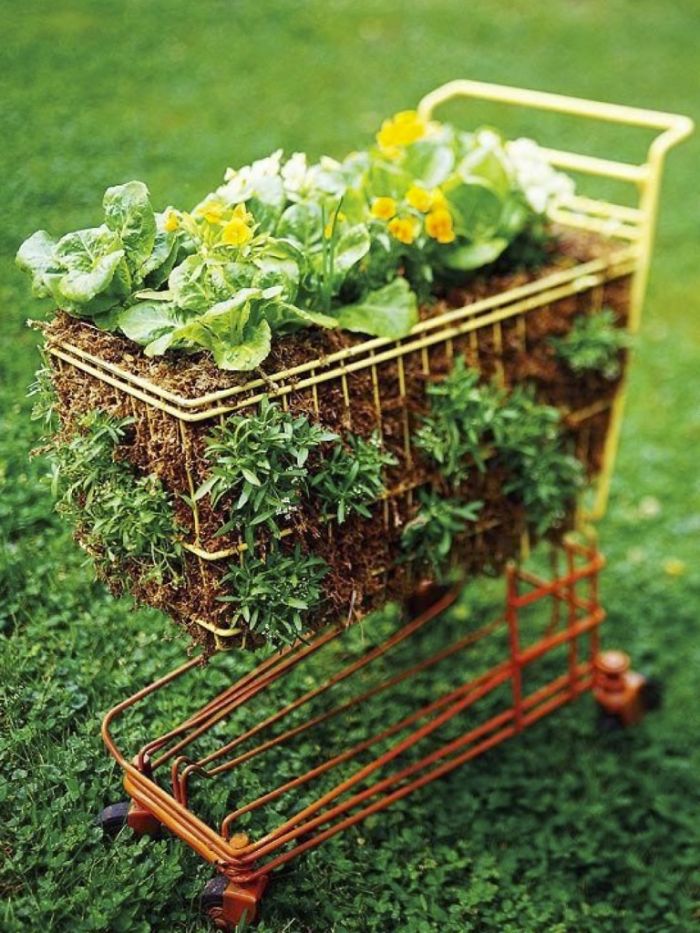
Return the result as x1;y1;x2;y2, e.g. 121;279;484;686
45;227;632;653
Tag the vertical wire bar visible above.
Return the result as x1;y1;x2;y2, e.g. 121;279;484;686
565;542;579;697
340;368;352;429
588;544;601;664
492;321;505;385
310;369;320;418
395;346;412;466
469;327;480;370
179;420;202;546
548;545;561;633
368;351;390;532
506;563;524;731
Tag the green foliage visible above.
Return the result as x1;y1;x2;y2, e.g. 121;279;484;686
416;360;582;534
401;488;483;577
16;181;177;320
311;431;396;523
414;358;501;484
552;309;631;379
27;356;58;433
195;398;337;544
50;411;182;581
220;544;328;646
2;3;698;930
496;387;583;534
16;108;574;371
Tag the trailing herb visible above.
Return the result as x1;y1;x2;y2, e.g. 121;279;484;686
401;489;483;578
311;432;396;523
195;398;337;543
49;411;183;581
551;309;630;379
17;116;574;371
414;358;501;485
28;355;59;433
415;360;583;535
495;387;583;535
219;545;328;647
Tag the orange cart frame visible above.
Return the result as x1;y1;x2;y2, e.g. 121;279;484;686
100;537;656;928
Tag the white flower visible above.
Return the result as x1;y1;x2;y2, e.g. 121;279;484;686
280;152;308;193
505;137;575;214
218;149;283;203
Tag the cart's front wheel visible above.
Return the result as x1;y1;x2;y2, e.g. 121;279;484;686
201;874;269;929
97;800;131;837
201;875;229;930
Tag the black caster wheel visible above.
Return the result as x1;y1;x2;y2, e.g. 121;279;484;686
596;709;623;733
201;875;229;931
640;676;663;712
97;800;130;838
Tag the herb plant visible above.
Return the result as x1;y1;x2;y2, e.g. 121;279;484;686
17;117;574;371
414;358;501;484
495;387;583;534
195;398;337;543
311;432;396;523
50;411;183;581
415;361;583;535
219;544;328;646
401;489;483;578
551;309;630;379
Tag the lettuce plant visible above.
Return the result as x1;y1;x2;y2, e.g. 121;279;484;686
17;113;574;371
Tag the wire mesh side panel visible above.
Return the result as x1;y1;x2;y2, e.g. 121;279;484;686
45;257;632;649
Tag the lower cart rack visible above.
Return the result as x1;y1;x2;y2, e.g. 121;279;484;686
101;538;658;928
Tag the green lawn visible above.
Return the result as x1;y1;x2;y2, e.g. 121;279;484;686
1;1;699;930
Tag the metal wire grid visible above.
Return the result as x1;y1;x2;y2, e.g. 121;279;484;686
102;537;604;882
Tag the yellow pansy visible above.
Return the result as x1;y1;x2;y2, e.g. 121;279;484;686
406;185;433;213
387;216;417;245
163;209;180;233
194;200;225;224
371;196;397;221
376;110;427;154
425;207;455;244
221;204;254;247
430;187;448;209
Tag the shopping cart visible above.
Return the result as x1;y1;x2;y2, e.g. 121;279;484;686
90;80;691;928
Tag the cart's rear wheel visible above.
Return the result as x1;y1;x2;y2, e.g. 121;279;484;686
596;709;623;733
640;675;663;712
97;800;130;837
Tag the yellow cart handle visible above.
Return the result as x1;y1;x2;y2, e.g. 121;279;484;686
417;79;693;177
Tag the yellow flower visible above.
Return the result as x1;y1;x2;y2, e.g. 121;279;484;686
387;216;417;245
406;185;433;213
430;187;447;209
221;213;253;247
163;209;180;233
371;196;397;221
376;110;427;154
231;202;253;223
425;207;456;244
194;199;225;224
324;211;347;237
